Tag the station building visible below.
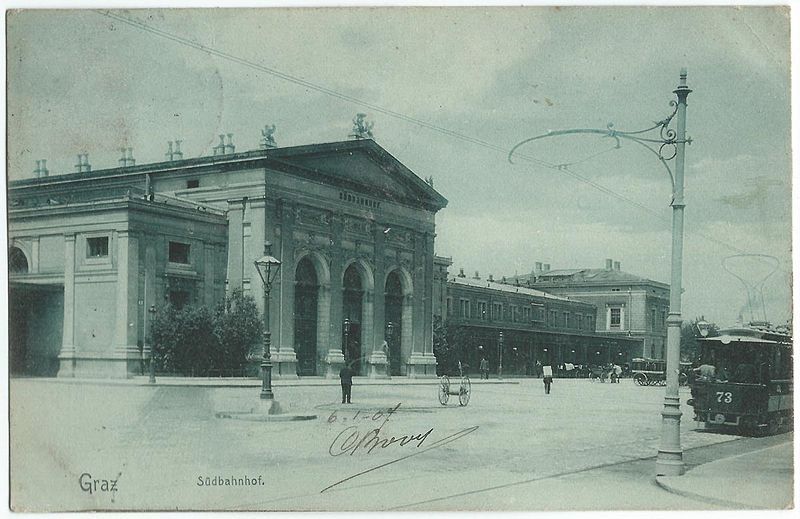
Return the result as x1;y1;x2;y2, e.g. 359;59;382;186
434;258;643;376
8;137;447;378
509;259;670;359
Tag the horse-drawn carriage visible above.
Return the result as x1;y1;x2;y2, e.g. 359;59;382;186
631;358;690;386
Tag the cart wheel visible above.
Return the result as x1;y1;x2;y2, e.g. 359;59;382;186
634;373;647;386
438;376;450;405
458;375;471;406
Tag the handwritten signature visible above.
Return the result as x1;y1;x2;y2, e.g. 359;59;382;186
321;425;478;493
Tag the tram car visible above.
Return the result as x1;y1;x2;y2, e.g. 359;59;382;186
630;358;690;386
688;323;792;436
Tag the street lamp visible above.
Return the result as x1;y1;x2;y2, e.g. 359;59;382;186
509;70;691;477
148;305;157;384
498;331;504;379
253;242;282;400
343;318;352;365
385;321;394;377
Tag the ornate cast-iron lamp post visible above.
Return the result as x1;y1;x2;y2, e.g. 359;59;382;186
254;242;282;401
343;318;352;366
148;304;157;384
509;70;692;476
385;321;395;377
498;331;504;379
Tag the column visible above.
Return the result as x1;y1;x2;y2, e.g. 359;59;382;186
112;230;140;377
325;213;345;378
275;199;298;377
368;223;388;378
57;234;77;377
406;231;436;377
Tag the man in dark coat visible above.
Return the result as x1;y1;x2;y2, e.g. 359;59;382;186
339;364;353;404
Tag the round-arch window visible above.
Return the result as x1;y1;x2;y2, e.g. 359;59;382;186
9;247;28;273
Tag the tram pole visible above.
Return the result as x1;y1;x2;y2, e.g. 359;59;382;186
656;69;691;476
508;69;693;477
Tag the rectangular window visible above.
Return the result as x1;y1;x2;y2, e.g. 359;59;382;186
587;315;595;330
510;304;517;323
87;237;109;258
186;179;200;189
459;299;471;319
577;314;584;330
549;310;558;327
446;297;453;316
610;308;621;328
563;312;570;328
523;306;532;321
169;241;191;264
477;301;487;320
492;302;503;321
651;308;657;329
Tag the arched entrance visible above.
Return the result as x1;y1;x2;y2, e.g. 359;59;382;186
9;246;28;273
342;264;364;374
384;271;404;376
294;257;319;376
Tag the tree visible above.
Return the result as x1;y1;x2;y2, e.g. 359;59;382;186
680;316;720;362
213;288;264;374
148;289;263;376
150;304;216;376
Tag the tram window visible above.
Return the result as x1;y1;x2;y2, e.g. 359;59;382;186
770;348;791;380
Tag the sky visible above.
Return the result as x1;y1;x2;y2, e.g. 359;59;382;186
6;6;793;327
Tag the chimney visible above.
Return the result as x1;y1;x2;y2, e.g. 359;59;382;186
605;258;613;270
118;147;135;167
213;134;226;156
34;159;49;178
614;261;621;272
535;262;543;273
473;271;480;280
166;141;174;160
225;133;235;154
488;274;494;282
457;268;466;278
543;263;550;272
75;154;90;173
174;140;183;159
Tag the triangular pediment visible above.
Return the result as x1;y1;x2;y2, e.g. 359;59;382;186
271;140;447;211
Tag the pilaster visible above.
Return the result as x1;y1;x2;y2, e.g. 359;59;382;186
57;233;77;377
276;199;298;377
326;212;345;378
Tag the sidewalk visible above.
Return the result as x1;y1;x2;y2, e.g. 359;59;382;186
656;440;794;509
23;374;521;388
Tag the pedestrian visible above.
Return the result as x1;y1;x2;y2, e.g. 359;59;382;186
382;339;391;377
542;365;553;394
479;357;489;379
535;360;542;378
339;363;353;404
613;363;622;383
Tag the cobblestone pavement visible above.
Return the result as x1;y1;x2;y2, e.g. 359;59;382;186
9;378;792;511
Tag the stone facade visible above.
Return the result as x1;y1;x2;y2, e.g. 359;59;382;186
434;258;642;375
8;139;447;378
509;259;670;359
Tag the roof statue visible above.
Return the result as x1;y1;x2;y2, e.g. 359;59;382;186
260;124;277;149
350;113;374;140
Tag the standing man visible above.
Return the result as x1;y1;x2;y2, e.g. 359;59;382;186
339;363;353;404
382;339;391;377
542;365;553;394
479;357;489;379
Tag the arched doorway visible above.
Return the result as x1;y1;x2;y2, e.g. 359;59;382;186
9;247;28;273
342;264;363;374
385;271;403;376
294;257;319;376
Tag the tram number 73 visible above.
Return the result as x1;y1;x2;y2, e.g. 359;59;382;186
716;391;733;404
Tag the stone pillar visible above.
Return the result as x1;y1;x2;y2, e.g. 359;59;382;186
143;243;157;361
226;201;244;291
407;232;437;377
325;213;345;377
57;234;77;377
112;230;140;377
274;200;298;377
368;224;388;378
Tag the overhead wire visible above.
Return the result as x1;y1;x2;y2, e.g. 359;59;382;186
94;9;786;271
